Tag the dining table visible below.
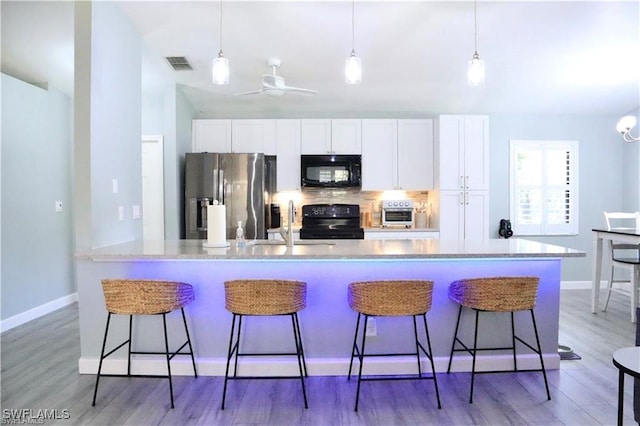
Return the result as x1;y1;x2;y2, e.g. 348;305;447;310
591;227;640;313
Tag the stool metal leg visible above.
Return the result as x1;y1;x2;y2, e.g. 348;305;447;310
530;310;551;400
291;313;308;408
354;315;369;412
447;305;464;373
161;313;175;409
221;313;238;410
92;312;112;406
127;315;133;376
292;313;308;377
511;312;518;370
412;316;423;377
470;309;480;403
180;308;198;377
422;313;442;409
347;313;362;379
233;315;243;378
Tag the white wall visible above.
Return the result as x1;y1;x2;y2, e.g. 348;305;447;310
74;1;142;250
489;113;629;281
1;74;75;319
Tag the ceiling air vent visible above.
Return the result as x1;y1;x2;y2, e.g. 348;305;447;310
165;56;193;71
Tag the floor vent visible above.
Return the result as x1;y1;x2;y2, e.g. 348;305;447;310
165;56;193;71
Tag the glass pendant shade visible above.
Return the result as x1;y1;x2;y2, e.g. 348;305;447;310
345;51;362;84
212;51;229;85
467;52;485;86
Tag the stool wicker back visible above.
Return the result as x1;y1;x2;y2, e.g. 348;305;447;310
92;279;197;409
347;280;441;411
222;279;308;409
446;276;550;403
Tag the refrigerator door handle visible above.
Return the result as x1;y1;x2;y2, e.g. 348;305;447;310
219;169;225;205
213;168;219;204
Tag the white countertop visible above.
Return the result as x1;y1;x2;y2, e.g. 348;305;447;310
78;238;585;261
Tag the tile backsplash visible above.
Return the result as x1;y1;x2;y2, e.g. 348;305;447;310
272;188;430;226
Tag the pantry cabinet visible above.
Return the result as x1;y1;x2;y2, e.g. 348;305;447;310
436;115;489;240
361;119;434;191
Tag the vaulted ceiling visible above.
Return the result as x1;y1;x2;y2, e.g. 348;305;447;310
2;1;639;118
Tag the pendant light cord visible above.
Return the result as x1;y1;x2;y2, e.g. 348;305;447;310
219;0;223;53
473;0;478;55
351;0;355;52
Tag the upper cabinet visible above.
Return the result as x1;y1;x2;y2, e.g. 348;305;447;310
231;120;277;155
275;120;301;191
192;119;232;152
437;115;489;191
301;119;361;154
361;119;434;191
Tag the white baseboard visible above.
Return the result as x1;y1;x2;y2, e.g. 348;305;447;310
1;293;78;333
79;353;559;377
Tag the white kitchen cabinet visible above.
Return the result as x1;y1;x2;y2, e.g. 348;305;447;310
331;119;361;154
364;230;439;240
361;119;433;191
437;115;489;191
301;119;361;154
435;115;489;240
301;119;331;154
231;120;277;155
361;119;397;190
438;190;489;240
192;119;232;152
397;119;434;190
275;120;301;191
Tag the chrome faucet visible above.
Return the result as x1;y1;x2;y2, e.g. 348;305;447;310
279;200;295;247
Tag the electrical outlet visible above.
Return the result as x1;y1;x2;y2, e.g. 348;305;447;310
132;205;141;219
55;201;63;212
118;206;124;221
112;179;118;194
365;317;377;337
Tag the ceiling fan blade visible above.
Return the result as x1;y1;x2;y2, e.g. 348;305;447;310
233;88;266;96
282;86;317;95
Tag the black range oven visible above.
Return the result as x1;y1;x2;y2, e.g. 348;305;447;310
300;204;364;240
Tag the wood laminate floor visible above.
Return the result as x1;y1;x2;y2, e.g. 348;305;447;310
1;289;637;425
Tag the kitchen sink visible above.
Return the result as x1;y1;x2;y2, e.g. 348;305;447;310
249;240;336;246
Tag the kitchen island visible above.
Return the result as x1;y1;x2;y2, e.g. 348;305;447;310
76;238;584;377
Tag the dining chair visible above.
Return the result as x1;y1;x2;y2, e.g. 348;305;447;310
602;212;640;322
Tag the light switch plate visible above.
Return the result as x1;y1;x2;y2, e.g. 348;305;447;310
112;179;118;194
118;206;124;221
55;201;63;212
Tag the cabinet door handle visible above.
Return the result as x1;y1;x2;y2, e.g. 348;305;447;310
465;176;469;189
459;192;464;205
465;192;469;205
460;176;464;189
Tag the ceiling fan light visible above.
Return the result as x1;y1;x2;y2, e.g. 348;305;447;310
616;115;637;134
212;51;229;85
345;51;362;84
467;52;485;86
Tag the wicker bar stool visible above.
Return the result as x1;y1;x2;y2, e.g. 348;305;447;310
222;279;308;409
92;279;197;409
446;276;550;403
347;280;441;412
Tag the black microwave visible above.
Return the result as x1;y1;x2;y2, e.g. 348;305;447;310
301;155;362;188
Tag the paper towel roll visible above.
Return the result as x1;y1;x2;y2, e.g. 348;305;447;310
204;203;229;247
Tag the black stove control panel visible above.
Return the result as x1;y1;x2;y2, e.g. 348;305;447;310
302;204;360;219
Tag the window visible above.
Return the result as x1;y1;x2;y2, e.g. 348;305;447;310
509;140;579;235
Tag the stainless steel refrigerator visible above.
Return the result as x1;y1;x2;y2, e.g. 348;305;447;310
185;152;266;240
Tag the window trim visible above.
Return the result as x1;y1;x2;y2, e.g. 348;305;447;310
509;139;579;236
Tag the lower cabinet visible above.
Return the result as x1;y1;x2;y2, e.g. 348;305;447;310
438;190;488;240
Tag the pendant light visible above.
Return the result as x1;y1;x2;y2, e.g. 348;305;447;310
345;0;361;84
467;0;485;86
212;0;229;85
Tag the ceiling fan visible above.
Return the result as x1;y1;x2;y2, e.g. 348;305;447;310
234;58;317;97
